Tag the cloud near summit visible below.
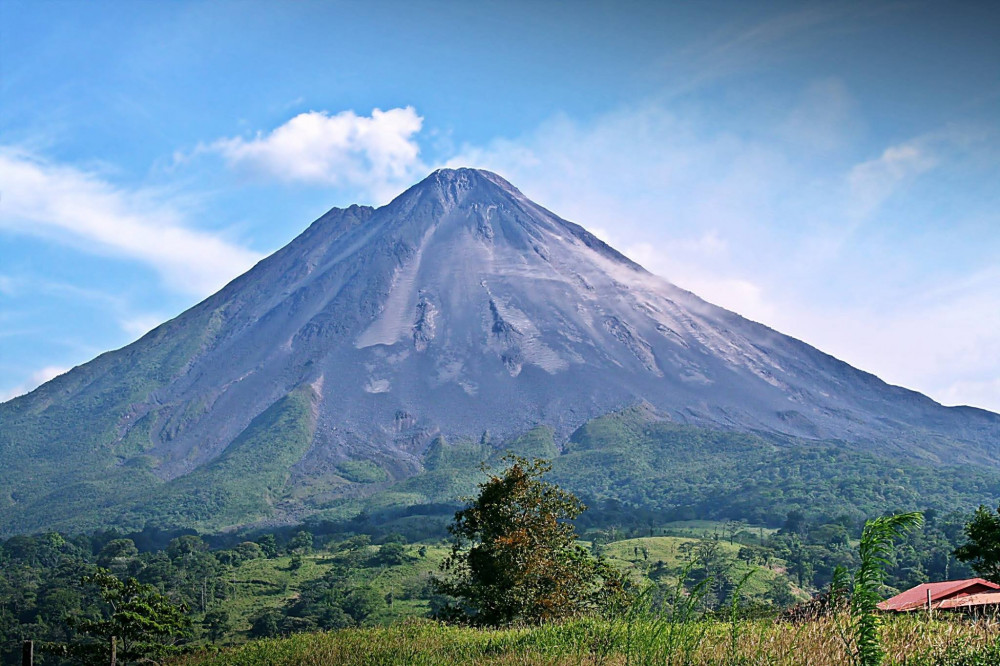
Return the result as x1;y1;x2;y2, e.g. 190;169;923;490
206;107;426;202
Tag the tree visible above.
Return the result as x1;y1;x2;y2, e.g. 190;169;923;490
64;568;191;664
202;608;231;642
256;534;279;558
433;455;626;625
233;541;264;563
341;585;383;624
288;530;314;555
249;609;283;638
377;542;409;565
954;504;1000;583
96;539;138;569
167;535;208;561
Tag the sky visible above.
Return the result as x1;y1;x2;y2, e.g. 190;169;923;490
1;0;998;412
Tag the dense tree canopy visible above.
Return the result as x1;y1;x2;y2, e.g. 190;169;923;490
954;504;1000;583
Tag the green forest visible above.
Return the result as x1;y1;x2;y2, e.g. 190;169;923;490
2;467;995;664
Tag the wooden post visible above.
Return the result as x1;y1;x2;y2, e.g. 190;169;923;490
21;640;32;666
110;635;117;666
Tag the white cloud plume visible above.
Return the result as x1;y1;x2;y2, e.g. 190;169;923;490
208;107;426;202
0;148;263;296
446;103;999;412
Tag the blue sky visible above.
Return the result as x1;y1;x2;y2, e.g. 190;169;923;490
1;0;998;411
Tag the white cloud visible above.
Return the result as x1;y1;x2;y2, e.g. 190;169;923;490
446;102;999;412
769;268;1000;413
938;379;1000;411
847;140;937;218
0;148;263;296
658;5;850;96
207;107;426;202
0;365;71;402
119;313;164;339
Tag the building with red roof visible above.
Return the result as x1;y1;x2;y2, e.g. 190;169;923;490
879;578;1000;612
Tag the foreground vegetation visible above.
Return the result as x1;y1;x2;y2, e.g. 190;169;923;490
8;454;1000;665
172;616;1000;666
1;512;992;662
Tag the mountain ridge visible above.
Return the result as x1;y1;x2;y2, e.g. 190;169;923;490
1;167;997;534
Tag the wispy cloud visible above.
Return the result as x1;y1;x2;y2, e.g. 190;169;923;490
0;148;263;296
119;313;164;338
0;365;70;402
847;139;937;218
204;107;426;202
657;4;858;95
446;101;1000;412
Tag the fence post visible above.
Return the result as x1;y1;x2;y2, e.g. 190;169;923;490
21;640;32;666
110;635;117;666
927;588;933;618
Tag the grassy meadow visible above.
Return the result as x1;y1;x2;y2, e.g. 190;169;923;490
172;615;1000;665
190;544;451;643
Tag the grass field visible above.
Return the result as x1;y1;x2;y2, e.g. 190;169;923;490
189;523;806;647
200;543;450;644
172;615;1000;665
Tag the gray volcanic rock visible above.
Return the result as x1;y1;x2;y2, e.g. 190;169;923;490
1;168;998;532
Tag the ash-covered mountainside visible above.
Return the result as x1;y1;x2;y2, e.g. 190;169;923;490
1;168;997;533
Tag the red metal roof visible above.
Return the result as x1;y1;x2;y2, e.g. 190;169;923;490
878;578;1000;612
938;592;1000;609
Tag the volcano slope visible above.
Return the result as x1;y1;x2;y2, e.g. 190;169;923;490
1;168;997;534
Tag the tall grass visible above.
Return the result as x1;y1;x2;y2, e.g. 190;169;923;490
172;614;1000;666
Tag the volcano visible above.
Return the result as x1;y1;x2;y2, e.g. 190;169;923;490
2;168;997;534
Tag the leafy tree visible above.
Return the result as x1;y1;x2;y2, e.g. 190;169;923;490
233;541;263;562
954;504;1000;583
63;568;191;664
97;539;138;570
202;608;232;642
341;585;383;624
434;455;627;625
381;533;407;545
248;609;283;638
256;534;279;558
377;542;409;565
341;535;372;551
167;535;208;561
288;530;314;554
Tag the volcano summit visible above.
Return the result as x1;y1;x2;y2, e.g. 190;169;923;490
1;168;997;534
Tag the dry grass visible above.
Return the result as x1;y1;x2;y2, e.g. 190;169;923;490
173;614;1000;666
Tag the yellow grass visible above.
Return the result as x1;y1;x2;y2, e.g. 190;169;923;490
173;614;1000;665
